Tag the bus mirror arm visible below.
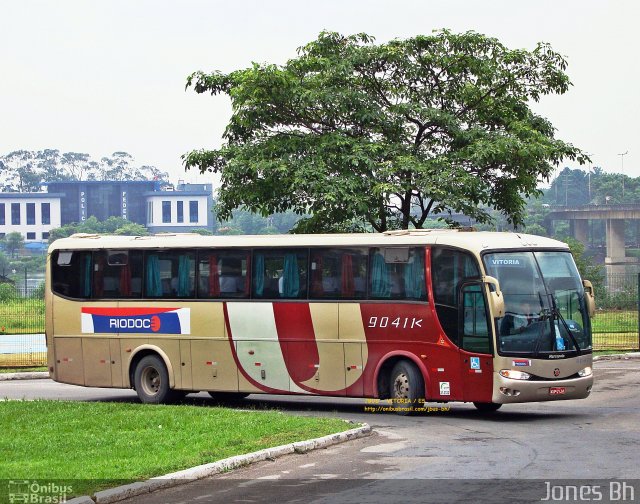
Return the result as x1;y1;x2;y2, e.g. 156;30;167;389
582;279;596;318
483;275;505;318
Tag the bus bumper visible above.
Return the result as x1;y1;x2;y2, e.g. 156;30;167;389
492;373;593;404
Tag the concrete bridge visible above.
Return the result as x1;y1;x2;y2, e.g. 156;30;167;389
545;204;640;276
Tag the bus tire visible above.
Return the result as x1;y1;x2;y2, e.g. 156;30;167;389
134;355;175;404
207;392;249;402
473;402;502;413
389;360;425;416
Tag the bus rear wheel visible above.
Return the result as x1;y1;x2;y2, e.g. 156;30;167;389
134;355;175;404
389;361;425;416
473;402;502;413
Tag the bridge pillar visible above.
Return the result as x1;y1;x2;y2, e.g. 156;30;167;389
570;219;589;244
605;219;629;281
606;219;625;260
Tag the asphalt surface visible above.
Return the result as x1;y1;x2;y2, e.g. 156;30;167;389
2;357;639;504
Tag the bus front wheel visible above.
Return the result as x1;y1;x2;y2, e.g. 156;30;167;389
389;360;425;416
134;355;174;404
473;402;502;413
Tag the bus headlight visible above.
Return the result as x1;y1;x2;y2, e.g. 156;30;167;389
499;369;531;380
578;367;592;377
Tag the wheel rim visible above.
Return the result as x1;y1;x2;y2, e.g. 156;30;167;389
393;372;410;399
140;366;161;396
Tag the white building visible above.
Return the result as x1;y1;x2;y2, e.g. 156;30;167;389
0;182;214;243
145;184;212;233
0;192;62;242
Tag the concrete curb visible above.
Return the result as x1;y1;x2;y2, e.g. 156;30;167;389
75;422;371;504
594;352;640;361
0;371;49;381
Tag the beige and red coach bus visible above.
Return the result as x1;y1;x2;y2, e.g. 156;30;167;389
46;230;595;413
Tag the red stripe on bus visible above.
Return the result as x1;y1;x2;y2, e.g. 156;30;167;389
272;303;319;383
81;307;178;316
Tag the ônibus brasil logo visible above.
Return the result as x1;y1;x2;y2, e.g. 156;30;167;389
81;307;190;335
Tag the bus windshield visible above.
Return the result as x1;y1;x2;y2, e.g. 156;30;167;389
483;251;592;356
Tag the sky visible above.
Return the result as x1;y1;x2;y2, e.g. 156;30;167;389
0;0;638;186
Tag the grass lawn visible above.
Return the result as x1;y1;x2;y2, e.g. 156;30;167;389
0;299;45;334
591;310;637;333
593;333;638;351
0;400;351;498
0;366;47;373
591;310;638;350
0;352;47;367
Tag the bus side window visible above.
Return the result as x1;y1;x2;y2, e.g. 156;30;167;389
197;250;250;299
92;250;143;299
309;248;367;300
52;250;92;299
145;251;195;299
369;247;426;301
252;249;307;299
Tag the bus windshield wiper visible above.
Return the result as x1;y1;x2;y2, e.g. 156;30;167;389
531;293;550;357
548;295;581;353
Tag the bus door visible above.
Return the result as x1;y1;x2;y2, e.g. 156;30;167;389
458;282;494;403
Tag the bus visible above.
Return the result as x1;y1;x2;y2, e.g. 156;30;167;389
45;230;596;414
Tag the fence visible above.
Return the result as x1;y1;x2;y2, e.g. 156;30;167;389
591;272;639;351
0;276;638;368
0;285;45;367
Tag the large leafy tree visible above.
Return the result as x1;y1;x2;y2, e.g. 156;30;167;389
184;30;587;232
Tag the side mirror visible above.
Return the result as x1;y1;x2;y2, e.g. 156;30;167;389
582;279;596;318
483;275;505;318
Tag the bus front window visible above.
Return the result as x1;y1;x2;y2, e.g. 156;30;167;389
483;251;592;356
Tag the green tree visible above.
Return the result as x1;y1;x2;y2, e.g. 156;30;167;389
1;150;41;192
96;216;129;233
184;30;587;232
113;222;148;235
60;152;91;181
544;167;589;206
4;232;24;258
1;149;168;186
190;228;214;236
563;236;604;294
0;283;16;302
48;217;150;243
0;250;10;276
48;224;80;243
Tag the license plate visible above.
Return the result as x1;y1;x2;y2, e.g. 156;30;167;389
549;387;566;395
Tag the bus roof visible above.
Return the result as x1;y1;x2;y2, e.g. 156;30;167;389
48;230;569;255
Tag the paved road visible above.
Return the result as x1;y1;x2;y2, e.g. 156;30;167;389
2;358;639;503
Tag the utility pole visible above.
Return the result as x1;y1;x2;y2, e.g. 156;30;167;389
585;153;593;203
618;151;628;199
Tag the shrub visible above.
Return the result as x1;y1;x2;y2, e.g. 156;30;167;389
30;282;45;300
0;283;17;302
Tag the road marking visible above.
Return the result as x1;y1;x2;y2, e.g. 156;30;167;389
299;463;316;468
257;475;281;480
